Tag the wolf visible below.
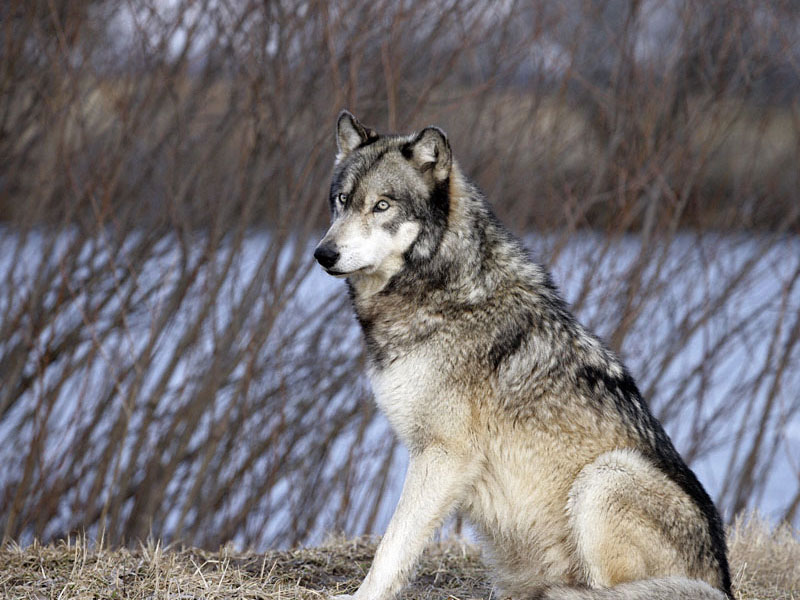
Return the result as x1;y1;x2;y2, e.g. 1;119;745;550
313;111;732;600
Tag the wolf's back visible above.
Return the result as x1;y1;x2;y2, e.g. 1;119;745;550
534;577;728;599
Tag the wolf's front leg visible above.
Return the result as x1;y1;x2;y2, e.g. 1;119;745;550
336;446;476;600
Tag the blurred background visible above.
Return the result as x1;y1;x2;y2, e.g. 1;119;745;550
1;0;799;549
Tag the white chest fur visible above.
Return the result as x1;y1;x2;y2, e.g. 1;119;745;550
368;351;437;443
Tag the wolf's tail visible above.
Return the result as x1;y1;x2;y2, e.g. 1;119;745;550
534;577;729;600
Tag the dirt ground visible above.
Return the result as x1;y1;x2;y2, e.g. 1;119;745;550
1;515;797;599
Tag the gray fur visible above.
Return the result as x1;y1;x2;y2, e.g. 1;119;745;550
535;577;726;600
315;112;732;600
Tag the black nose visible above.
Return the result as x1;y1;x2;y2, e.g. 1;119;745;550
314;244;340;270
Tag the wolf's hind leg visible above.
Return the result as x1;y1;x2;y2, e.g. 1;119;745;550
567;449;702;588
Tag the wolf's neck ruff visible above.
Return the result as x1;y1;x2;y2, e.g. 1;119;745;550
314;111;732;600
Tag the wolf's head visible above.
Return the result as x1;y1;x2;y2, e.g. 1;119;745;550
314;111;453;292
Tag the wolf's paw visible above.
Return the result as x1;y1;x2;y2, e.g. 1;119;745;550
328;594;355;600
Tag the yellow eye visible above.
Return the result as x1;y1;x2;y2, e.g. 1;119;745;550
374;200;390;212
337;193;348;206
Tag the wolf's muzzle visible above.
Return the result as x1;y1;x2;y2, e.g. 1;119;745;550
314;243;340;270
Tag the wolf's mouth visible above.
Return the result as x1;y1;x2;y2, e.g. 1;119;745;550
324;266;369;278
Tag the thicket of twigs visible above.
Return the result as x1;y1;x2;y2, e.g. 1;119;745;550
1;0;799;549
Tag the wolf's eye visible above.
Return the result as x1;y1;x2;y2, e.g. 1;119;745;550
336;193;348;206
373;200;390;212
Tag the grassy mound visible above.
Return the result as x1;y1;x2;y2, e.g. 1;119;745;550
1;516;797;599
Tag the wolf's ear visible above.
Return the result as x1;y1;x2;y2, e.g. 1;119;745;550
404;126;452;182
336;110;377;161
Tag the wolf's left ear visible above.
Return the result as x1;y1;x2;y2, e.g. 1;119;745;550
336;110;377;161
404;127;452;182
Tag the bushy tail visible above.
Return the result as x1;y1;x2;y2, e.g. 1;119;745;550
535;577;728;600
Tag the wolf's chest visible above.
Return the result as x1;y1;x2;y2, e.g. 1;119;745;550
367;351;456;450
369;352;431;416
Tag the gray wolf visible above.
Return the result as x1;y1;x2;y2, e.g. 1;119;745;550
314;111;732;600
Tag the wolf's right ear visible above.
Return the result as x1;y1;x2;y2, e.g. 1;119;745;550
403;126;452;182
336;110;377;162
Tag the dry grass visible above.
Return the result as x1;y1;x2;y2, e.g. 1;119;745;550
729;515;800;600
1;516;796;600
0;535;489;600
